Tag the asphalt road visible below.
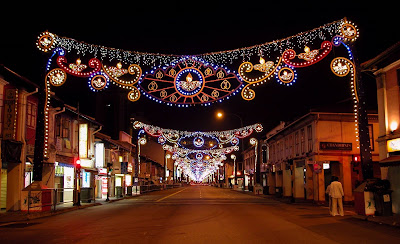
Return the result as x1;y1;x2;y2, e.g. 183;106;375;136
1;186;400;243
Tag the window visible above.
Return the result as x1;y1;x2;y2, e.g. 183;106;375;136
62;119;70;139
295;131;299;155
368;124;374;151
300;128;305;153
26;101;37;129
289;134;293;157
307;125;313;152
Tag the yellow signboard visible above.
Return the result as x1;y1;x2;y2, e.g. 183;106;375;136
387;138;400;152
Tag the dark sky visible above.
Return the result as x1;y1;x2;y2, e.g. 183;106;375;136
1;1;399;136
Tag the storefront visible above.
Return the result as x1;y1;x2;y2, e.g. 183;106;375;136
54;162;75;203
95;168;108;199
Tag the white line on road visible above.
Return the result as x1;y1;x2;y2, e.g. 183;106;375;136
155;188;187;202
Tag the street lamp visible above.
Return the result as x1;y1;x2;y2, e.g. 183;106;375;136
216;110;244;186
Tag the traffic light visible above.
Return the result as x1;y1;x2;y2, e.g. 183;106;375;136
352;155;360;162
75;158;81;172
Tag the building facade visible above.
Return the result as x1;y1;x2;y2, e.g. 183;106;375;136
0;65;39;211
362;42;400;213
265;111;379;204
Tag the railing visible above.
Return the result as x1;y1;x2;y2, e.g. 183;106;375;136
24;188;95;213
24;184;182;212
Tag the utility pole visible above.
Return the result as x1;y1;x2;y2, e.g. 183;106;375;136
352;45;373;180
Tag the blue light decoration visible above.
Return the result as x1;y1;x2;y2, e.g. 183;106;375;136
88;71;109;92
275;65;297;86
193;136;205;148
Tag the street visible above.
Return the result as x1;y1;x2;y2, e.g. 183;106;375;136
1;186;400;243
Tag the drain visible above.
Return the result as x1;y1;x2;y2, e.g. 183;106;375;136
0;222;39;228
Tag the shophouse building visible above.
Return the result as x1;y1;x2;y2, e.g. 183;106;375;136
362;42;400;213
265;110;379;204
0;65;39;211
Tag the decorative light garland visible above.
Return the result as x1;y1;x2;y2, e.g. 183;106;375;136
38;18;360;157
37;18;357;107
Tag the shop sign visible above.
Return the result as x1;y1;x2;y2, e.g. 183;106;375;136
98;167;107;175
102;177;108;194
80;158;94;169
55;165;64;176
387;138;400;152
79;123;88;158
320;142;352;151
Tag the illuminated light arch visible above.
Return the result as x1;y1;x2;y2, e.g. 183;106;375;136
37;18;361;157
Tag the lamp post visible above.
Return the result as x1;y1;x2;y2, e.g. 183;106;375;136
216;111;244;186
250;138;258;187
165;152;171;186
137;137;146;192
231;154;236;186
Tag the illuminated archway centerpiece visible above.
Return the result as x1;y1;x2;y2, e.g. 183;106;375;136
139;58;243;106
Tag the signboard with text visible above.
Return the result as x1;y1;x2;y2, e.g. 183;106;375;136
320;142;352;151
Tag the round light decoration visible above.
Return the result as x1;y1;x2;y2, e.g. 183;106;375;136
340;21;359;42
36;32;56;52
276;66;297;86
193;136;205;148
175;68;204;96
330;57;352;77
128;87;140;102
89;71;109;91
46;68;67;86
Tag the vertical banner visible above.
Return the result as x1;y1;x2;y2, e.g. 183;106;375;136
2;87;18;140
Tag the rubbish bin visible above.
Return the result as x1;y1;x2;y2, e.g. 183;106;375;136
370;179;392;216
126;186;132;196
275;187;283;198
81;188;93;203
354;180;376;216
116;186;123;198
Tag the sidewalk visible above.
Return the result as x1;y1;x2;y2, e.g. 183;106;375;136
0;195;139;225
228;187;400;228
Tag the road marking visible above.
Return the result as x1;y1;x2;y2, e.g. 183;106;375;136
155;188;187;202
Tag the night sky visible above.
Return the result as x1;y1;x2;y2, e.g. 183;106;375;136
1;1;398;138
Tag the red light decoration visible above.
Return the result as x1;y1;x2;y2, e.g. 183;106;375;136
57;56;102;77
282;41;332;68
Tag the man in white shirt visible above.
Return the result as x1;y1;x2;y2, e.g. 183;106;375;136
329;176;344;216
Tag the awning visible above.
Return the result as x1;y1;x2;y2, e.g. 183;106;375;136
380;156;400;167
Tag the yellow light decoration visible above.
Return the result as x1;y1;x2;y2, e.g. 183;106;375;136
340;21;359;42
46;68;67;86
103;63;142;87
238;57;281;84
36;32;56;52
127;87;141;102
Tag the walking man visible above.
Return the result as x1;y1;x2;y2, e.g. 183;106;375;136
330;176;344;216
